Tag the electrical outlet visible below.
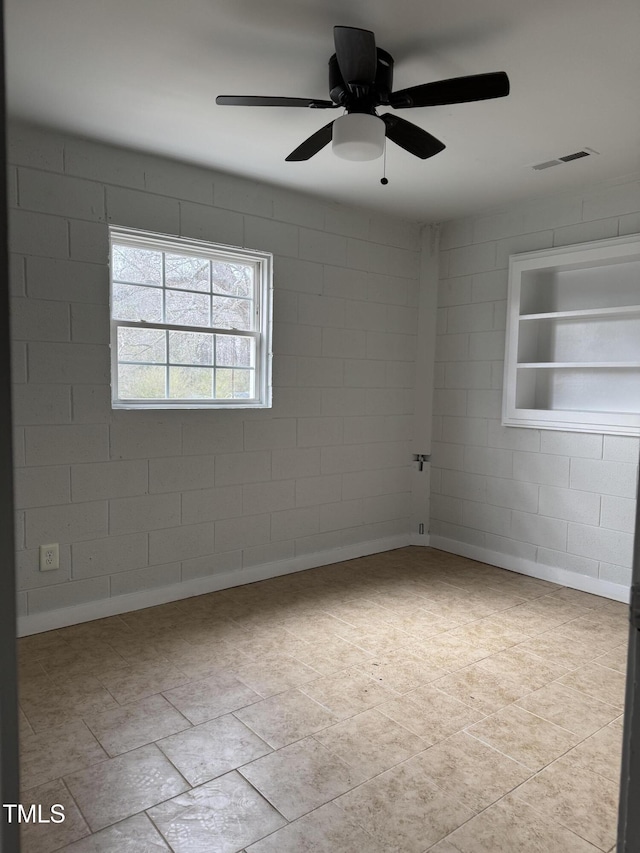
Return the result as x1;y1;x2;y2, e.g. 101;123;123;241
40;543;59;571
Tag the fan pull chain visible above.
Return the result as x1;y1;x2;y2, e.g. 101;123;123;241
380;141;389;185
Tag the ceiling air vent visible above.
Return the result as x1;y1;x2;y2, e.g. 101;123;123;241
531;147;598;171
559;150;591;162
532;159;562;170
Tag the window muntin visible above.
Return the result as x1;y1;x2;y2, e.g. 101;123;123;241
109;228;272;408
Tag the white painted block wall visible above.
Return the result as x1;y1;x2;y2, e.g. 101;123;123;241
9;123;422;631
431;176;640;593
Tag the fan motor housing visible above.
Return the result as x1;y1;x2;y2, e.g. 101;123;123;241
329;48;394;108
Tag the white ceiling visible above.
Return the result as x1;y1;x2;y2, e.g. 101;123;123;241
6;0;640;221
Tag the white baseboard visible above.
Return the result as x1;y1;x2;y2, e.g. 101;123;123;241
18;534;410;636
408;532;431;547
430;535;630;604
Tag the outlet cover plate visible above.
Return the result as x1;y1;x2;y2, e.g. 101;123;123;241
40;543;59;571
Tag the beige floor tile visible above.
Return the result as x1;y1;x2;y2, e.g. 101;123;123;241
20;677;119;733
18;631;70;660
558;662;626;710
382;607;458;640
104;634;176;667
432;666;529;714
157;713;271;785
545;587;613;610
177;616;252;647
233;688;338;749
231;653;320;697
428;841;465;853
245;800;388;853
419;597;492;623
300;668;398;719
20;779;90;853
416;731;533;812
488;576;558;599
467;705;580;770
239;736;366;821
58;616;132;645
286;635;374;675
594;645;628;674
562;725;623;783
162;672;260;724
473;647;570;691
17;669;70;704
281;613;355;644
490;602;587;637
334;755;475;853
120;602;186;633
353;650;448;693
516;682;621;737
97;660;191;705
18;656;49;683
514;757;619;851
16;549;630;852
323;597;401;625
147;771;286;853
84;694;191;757
56;814;170;852
335;623;416;656
40;643;129;680
65;744;189;832
19;705;35;740
597;599;629;620
445;618;529;652
20;720;108;790
408;632;494;670
517;633;608;670
229;624;305;658
162;643;250;681
313;708;427;778
378;685;485;744
445;793;602;852
554;616;629;651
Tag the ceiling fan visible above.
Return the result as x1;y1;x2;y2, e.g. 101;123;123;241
216;26;510;163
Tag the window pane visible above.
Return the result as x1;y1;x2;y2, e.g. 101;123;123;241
113;282;163;322
211;296;251;331
166;290;210;327
216;335;253;368
233;369;253;398
169;367;213;399
165;254;210;292
214;368;233;399
118;327;166;364
112;245;162;285
211;261;253;298
215;368;253;399
169;331;213;366
118;364;166;399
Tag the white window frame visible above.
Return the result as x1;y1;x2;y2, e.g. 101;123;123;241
109;226;272;409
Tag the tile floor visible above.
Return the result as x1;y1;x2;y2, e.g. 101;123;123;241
17;547;629;853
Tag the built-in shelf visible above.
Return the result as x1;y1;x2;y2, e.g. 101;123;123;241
503;234;640;435
517;362;640;369
520;305;640;321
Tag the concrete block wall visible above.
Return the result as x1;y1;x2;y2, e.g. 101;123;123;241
431;176;640;593
9;123;421;629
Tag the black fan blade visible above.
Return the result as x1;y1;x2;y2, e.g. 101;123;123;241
390;71;510;109
333;26;377;95
382;114;445;159
285;121;335;161
216;96;337;109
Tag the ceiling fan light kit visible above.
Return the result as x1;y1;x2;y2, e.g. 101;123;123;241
332;113;385;161
216;25;510;166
